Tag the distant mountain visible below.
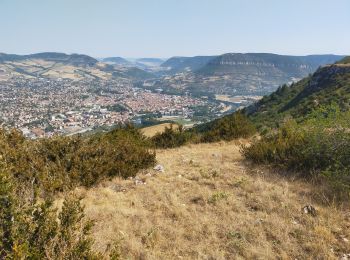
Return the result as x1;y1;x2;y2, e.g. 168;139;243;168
133;58;165;71
336;56;350;64
0;52;345;88
0;52;155;81
154;53;344;96
102;57;165;71
298;54;348;67
0;52;98;66
136;58;164;66
159;53;343;79
161;56;217;73
197;53;344;77
117;67;155;80
245;57;350;127
102;57;131;66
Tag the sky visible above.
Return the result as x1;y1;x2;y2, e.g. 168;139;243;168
1;0;349;58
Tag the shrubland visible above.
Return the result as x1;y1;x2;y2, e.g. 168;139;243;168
0;125;155;258
150;112;256;148
242;104;350;195
0;124;155;195
0;168;98;259
241;59;350;195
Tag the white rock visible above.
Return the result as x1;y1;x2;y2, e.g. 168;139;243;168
302;205;317;216
153;164;165;173
134;179;145;185
340;253;350;260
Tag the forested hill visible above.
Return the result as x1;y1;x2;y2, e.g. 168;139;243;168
245;56;350;128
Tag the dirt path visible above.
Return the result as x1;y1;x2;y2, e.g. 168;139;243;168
79;140;350;259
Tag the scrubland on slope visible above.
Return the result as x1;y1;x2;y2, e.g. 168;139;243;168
65;140;350;259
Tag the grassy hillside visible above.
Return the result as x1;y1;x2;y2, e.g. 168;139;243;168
2;123;349;258
75;141;349;259
1;56;350;258
240;58;350;195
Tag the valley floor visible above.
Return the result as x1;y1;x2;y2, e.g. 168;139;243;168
73;141;349;259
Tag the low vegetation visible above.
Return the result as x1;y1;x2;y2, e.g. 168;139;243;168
0;125;155;195
150;112;256;148
1;58;350;258
0;125;156;258
243;105;350;194
0;165;126;259
150;124;196;148
196;112;257;142
81;141;350;259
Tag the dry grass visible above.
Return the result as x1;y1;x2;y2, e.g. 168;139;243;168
68;140;350;259
141;123;178;138
0;60;113;81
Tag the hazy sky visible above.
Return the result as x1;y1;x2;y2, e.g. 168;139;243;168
1;0;349;58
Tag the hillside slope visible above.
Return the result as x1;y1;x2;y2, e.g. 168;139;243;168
154;53;344;96
0;52;155;81
161;56;217;73
246;57;350;127
0;52;98;66
69;141;350;259
102;57;132;66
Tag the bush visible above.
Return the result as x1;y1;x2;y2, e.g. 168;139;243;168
0;125;156;194
151;124;195;149
0;168;100;259
0;125;155;258
198;112;256;142
150;113;256;148
242;105;350;192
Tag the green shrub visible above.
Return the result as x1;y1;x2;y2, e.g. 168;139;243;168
151;124;195;148
198;112;256;142
0;124;155;258
208;191;229;204
0;168;100;259
242;105;350;192
150;113;256;148
0;125;156;194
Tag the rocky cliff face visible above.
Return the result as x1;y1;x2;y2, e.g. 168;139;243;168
197;53;344;77
216;60;312;69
